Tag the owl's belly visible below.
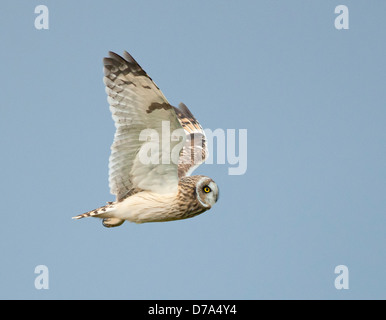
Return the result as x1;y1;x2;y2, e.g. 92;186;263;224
113;191;182;223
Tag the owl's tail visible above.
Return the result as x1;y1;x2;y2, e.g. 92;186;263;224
72;202;113;219
72;202;124;228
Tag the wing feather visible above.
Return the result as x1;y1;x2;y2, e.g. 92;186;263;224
174;103;208;177
104;51;184;200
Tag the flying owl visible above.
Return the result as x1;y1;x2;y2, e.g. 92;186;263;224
73;51;219;227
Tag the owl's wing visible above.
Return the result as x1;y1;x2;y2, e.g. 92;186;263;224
104;51;184;201
173;103;208;177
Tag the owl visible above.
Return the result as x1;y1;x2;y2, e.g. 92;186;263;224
73;51;219;227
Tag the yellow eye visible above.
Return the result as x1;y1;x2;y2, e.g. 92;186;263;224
203;186;211;193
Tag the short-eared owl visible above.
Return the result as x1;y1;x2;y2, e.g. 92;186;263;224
73;51;219;227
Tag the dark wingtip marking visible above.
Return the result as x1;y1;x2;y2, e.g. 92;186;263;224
104;51;147;78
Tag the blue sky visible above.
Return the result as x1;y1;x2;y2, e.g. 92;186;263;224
0;1;385;299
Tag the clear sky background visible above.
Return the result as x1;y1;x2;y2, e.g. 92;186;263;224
0;1;385;299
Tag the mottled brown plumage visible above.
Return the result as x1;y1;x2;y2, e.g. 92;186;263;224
175;176;214;219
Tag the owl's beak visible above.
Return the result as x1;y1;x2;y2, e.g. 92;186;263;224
215;188;219;202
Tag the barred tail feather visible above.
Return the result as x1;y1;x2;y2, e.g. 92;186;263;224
72;202;116;220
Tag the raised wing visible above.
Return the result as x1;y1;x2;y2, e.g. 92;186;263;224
104;51;184;201
173;103;208;177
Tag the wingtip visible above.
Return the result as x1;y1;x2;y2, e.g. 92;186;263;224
178;102;195;118
123;50;135;63
105;50;136;64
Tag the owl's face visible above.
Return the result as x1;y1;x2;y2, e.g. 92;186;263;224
196;176;219;208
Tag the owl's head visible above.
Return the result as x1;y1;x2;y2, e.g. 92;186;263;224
195;176;219;208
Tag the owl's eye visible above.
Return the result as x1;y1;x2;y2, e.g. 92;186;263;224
203;186;211;193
